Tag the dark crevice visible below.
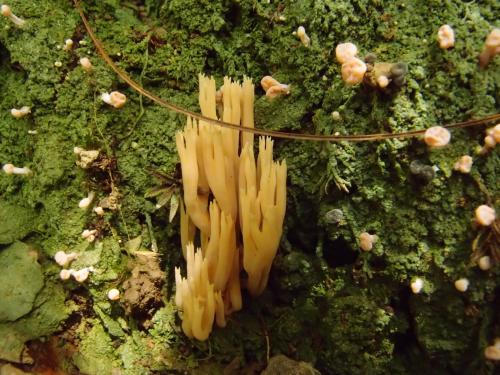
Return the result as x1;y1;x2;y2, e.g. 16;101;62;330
322;237;358;268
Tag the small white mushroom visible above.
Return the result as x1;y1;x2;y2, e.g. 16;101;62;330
79;57;92;72
437;25;455;49
107;288;120;301
296;26;310;47
79;192;95;209
54;61;62;68
376;75;390;88
3;163;32;176
10;106;31;118
260;76;290;99
453;155;473;174
335;42;358;64
359;232;377;251
341;57;367;85
410;278;424;294
454;278;469;292
63;38;73;51
1;5;25;27
94;206;105;216
59;269;72;281
72;268;90;283
478;256;491;271
101;91;127;109
54;251;78;267
81;229;98;242
424;126;451;148
475;205;496;226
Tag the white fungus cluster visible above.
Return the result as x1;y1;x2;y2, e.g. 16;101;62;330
60;267;94;283
54;251;94;283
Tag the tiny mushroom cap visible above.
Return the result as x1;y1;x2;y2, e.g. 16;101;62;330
437;25;455;49
484;339;500;361
107;288;120;301
424;126;451;147
331;111;341;121
454;278;469;292
484;134;496;148
411;278;424;294
79;192;95;209
475;205;496;226
94;206;105;216
101;91;127;109
63;39;74;51
260;76;281;92
79;57;93;72
2;164;15;174
377;75;390;88
359;232;377;251
266;84;290;99
1;4;25;27
296;26;310;47
81;229;97;242
335;42;358;64
341;57;367;85
453;155;473;174
54;251;78;267
0;4;12;16
478;256;491;271
59;269;72;281
72;268;90;283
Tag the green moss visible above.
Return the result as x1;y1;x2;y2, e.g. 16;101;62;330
73;321;120;375
0;273;68;363
0;242;43;322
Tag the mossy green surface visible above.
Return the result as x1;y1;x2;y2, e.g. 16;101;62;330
0;0;498;374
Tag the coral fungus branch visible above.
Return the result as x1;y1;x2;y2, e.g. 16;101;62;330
75;1;500;142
